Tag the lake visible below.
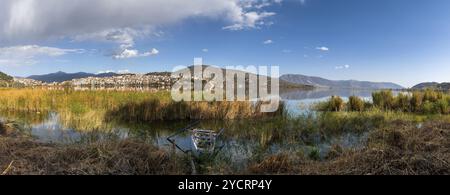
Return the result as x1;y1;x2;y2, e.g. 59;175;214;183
0;88;379;164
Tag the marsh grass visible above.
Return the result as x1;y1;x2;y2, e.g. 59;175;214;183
0;136;190;175
247;119;450;175
315;89;450;115
0;88;285;130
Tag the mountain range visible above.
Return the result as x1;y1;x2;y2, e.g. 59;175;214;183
27;71;120;83
412;82;450;90
8;70;407;90
280;74;404;89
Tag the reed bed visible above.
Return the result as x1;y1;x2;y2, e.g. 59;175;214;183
316;89;450;114
0;88;285;126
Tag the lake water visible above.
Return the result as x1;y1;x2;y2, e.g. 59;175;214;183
1;88;379;163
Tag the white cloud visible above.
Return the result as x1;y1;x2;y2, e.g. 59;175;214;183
117;69;130;74
97;70;115;74
282;49;292;53
335;64;351;70
147;48;160;56
0;0;279;41
202;49;209;52
97;69;131;74
0;1;280;60
113;48;159;59
316;46;329;51
263;39;273;44
223;11;276;30
0;45;83;66
0;45;83;57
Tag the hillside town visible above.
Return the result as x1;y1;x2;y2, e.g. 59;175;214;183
13;73;180;88
13;78;45;86
71;74;177;88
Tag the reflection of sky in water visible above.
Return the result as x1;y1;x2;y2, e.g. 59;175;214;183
281;88;398;116
30;112;82;142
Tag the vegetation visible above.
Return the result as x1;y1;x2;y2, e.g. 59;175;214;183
0;72;13;81
0;136;189;175
316;96;345;112
0;71;15;87
316;89;450;115
0;88;285;127
248;119;450;175
348;96;365;112
0;87;449;175
1;114;448;175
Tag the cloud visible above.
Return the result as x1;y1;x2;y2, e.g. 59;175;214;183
0;0;280;60
202;49;209;52
0;45;83;57
113;48;159;59
282;49;292;53
223;11;276;31
0;0;279;42
316;46;329;51
0;45;83;66
263;39;273;44
335;64;350;70
97;69;131;74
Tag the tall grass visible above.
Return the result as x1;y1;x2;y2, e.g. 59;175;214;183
0;88;285;126
316;89;450;115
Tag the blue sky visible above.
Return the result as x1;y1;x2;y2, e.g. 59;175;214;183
0;0;449;87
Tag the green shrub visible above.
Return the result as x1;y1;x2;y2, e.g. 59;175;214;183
410;91;424;112
423;89;441;103
422;101;434;114
328;96;345;112
348;96;365;112
434;99;449;114
308;147;321;161
395;93;411;112
372;90;394;110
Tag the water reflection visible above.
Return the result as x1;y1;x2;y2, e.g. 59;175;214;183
281;88;377;116
281;88;377;101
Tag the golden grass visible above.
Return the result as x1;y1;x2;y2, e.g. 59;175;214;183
0;88;285;129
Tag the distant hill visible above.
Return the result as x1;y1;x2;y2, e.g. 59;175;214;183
412;82;450;90
145;72;171;77
0;71;16;87
0;71;13;81
183;65;313;90
27;71;119;83
280;74;404;89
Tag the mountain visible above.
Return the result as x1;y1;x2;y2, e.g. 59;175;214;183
0;71;13;82
183;65;313;90
0;71;16;87
280;74;404;89
412;82;450;90
27;71;119;83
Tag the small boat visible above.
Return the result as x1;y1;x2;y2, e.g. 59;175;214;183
167;121;224;157
191;129;218;154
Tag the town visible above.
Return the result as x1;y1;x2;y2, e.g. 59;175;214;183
13;73;179;88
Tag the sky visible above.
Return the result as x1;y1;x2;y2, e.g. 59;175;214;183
0;0;449;87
